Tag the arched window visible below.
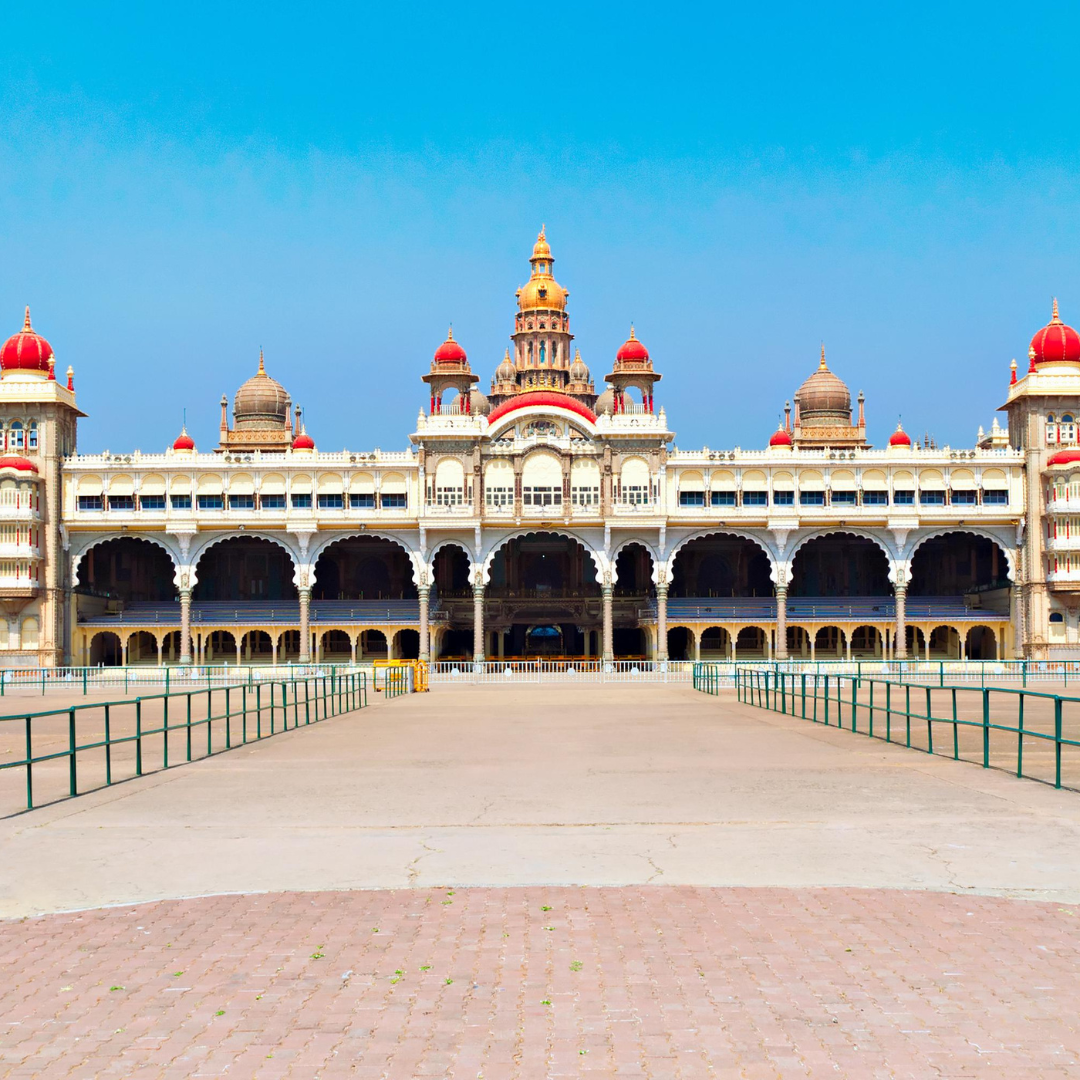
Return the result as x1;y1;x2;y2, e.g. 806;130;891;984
539;343;546;365
552;342;558;364
9;422;23;450
1050;612;1065;623
27;421;37;451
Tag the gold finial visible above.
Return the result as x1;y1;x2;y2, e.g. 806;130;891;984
257;347;265;375
539;223;546;238
819;343;827;369
629;324;637;340
446;325;454;341
22;306;32;332
1053;297;1061;321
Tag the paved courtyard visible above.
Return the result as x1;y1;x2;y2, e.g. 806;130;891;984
3;684;1080;1077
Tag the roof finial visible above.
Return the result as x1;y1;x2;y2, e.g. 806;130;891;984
1010;358;1018;385
22;306;32;332
1053;297;1061;322
539;223;546;239
257;347;265;375
446;324;454;341
819;342;827;369
629;323;637;340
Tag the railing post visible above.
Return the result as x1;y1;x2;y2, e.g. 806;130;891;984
186;693;192;761
163;697;169;770
135;698;143;776
68;708;78;796
824;675;830;726
225;686;232;749
1055;697;1063;789
24;716;32;809
982;688;990;769
1017;693;1025;778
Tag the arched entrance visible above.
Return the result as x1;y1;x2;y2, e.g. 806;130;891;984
76;538;177;602
910;532;1009;596
486;532;601;658
89;630;122;666
791;533;890;597
667;626;694;661
194;538;297;601
127;631;158;665
670;534;773;599
314;537;417;600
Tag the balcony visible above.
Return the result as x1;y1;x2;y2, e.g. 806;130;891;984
0;542;41;559
1047;535;1080;553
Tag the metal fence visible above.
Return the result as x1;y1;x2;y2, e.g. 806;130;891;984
0;663;364;696
716;664;1080;791
428;660;695;684
0;670;367;814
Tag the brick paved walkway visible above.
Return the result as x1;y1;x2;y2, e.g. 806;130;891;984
4;886;1078;1079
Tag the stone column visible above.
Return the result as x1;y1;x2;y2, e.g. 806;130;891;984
775;584;788;660
894;581;908;659
299;586;311;663
656;583;669;662
472;582;485;663
418;584;431;662
179;588;192;665
1011;583;1024;659
602;583;614;662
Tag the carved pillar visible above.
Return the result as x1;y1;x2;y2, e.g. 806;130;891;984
1011;583;1024;659
602;583;613;662
894;580;908;660
656;583;669;661
473;582;485;663
775;584;788;660
419;584;431;662
299;586;311;662
179;588;192;665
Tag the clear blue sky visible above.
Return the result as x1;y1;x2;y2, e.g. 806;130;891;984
2;2;1077;453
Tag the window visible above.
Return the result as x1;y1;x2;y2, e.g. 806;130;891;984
261;494;286;510
919;490;946;505
291;493;312;509
1050;612;1065;623
485;486;513;508
349;493;375;509
317;493;344;509
77;495;103;511
27;422;37;451
743;491;768;506
434;486;464;506
108;495;134;511
571;486;599;507
831;490;858;505
620;485;651;505
799;491;825;506
894;490;915;505
710;490;736;506
197;494;223;510
229;494;254;510
678;491;705;507
863;491;888;505
772;490;794;505
381;492;407;509
8;422;23;450
171;494;192;510
984;489;1009;505
952;490;978;505
140;495;166;511
523;486;562;507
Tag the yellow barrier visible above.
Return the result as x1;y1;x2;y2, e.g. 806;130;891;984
372;659;429;693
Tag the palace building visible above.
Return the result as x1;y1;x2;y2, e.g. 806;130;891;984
1;228;1075;667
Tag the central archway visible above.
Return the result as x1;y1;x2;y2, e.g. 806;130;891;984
670;533;774;598
486;531;602;658
313;536;417;600
790;533;890;597
193;537;298;601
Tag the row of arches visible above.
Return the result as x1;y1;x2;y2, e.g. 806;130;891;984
85;627;421;666
666;624;999;661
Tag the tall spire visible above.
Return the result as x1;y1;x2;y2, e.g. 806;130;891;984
22;306;32;332
257;347;266;375
819;343;827;370
1053;297;1061;322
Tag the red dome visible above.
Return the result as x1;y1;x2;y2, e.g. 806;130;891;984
616;325;649;362
172;428;195;451
434;327;467;365
889;424;912;447
292;431;315;450
768;427;792;447
0;308;53;373
0;455;38;473
1030;299;1080;365
1047;449;1080;466
487;390;597;426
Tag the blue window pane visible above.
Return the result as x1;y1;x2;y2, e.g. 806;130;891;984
773;491;794;505
291;494;313;508
743;491;768;506
678;491;705;506
261;494;286;509
197;495;223;510
350;493;375;508
710;491;736;506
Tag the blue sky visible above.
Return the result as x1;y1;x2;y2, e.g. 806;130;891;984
2;2;1078;453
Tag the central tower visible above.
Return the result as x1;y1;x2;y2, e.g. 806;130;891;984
489;227;595;407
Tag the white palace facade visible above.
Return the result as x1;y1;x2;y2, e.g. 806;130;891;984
2;229;1079;667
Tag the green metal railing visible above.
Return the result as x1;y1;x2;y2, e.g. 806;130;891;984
0;663;365;697
383;666;410;699
0;671;367;813
715;664;1080;791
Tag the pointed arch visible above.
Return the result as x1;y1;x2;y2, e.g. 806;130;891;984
907;527;1015;583
308;530;422;588
70;533;181;589
480;528;605;585
665;529;778;583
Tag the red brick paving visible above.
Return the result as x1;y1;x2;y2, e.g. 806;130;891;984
2;887;1079;1079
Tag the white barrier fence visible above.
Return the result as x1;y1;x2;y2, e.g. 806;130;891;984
429;660;695;684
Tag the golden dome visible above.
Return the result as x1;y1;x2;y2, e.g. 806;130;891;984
795;346;851;423
234;349;291;430
516;225;568;312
